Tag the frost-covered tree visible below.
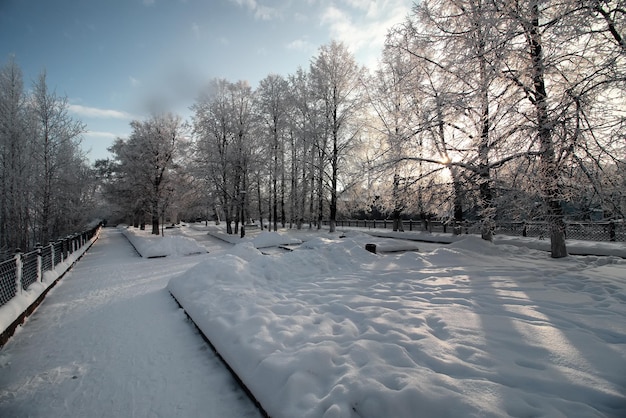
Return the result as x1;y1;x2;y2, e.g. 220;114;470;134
0;57;31;253
109;113;187;235
256;74;290;231
192;79;254;235
30;71;87;244
310;41;366;233
288;68;320;229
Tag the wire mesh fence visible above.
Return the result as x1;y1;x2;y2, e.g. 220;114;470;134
21;251;39;291
0;258;17;306
331;219;625;242
53;241;63;266
0;224;101;309
41;245;52;272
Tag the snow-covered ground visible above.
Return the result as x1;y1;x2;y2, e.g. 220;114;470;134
169;224;626;418
1;224;625;417
0;231;100;336
0;228;261;417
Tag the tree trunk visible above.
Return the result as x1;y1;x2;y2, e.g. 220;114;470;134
257;179;264;230
528;1;567;258
151;201;159;235
478;33;494;242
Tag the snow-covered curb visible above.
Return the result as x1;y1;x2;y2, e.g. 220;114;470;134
0;228;101;346
119;226;207;258
350;228;626;258
206;227;302;249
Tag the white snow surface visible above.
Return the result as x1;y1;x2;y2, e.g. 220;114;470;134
0;231;100;334
0;228;261;418
120;225;207;257
1;224;625;417
168;226;626;418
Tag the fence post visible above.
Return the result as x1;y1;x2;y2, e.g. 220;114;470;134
36;244;43;283
14;248;22;295
609;221;616;242
50;242;55;270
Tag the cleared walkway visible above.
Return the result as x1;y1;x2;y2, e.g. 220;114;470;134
0;228;261;418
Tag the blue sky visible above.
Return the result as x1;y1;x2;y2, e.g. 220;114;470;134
0;0;412;162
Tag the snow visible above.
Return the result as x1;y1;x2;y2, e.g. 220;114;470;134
168;227;626;418
1;224;625;417
0;228;260;417
120;225;207;257
0;230;100;335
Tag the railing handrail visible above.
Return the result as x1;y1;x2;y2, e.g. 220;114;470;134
0;223;103;308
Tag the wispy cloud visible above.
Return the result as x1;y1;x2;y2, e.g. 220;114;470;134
286;38;315;52
229;0;281;20
69;104;135;120
319;0;410;66
85;131;119;139
143;0;155;6
129;76;141;87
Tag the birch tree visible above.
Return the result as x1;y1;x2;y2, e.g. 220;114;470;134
256;74;290;231
311;41;366;233
288;68;318;229
109;113;186;235
192;79;254;235
30;71;86;244
0;57;31;252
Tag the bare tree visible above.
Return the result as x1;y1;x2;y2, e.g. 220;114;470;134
191;79;254;235
256;74;290;231
310;41;366;233
30;71;86;244
0;57;31;253
109;113;186;235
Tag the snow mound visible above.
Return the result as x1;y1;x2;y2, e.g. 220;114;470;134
448;235;502;255
251;231;302;248
169;233;626;418
230;242;263;261
121;227;206;257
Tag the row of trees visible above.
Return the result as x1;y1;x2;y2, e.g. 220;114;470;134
0;57;95;259
104;41;368;238
377;0;625;257
101;0;624;258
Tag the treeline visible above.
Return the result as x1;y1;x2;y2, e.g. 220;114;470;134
90;1;626;258
0;58;95;258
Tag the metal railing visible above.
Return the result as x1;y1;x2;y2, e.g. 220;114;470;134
328;219;625;242
0;224;101;308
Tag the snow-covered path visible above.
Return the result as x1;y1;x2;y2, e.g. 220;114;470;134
0;228;261;418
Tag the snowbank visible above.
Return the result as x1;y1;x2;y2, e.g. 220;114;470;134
355;227;626;258
0;230;101;341
120;226;206;258
206;228;302;249
168;233;626;417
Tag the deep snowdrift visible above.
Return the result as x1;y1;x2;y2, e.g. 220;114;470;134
168;231;626;418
